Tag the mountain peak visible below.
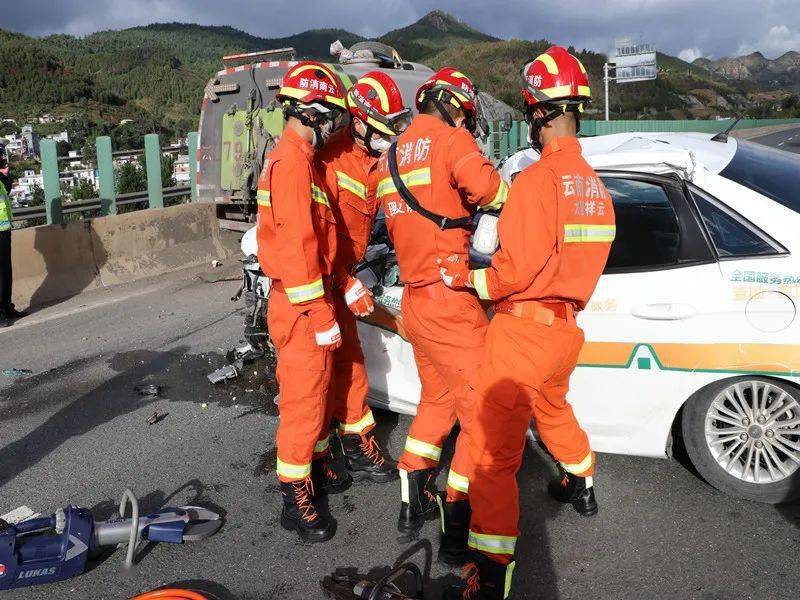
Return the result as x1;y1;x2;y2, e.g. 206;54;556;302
419;10;460;31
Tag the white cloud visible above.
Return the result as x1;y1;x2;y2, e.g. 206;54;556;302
678;47;704;63
737;25;800;57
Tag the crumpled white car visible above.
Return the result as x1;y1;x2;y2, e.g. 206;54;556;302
357;131;800;504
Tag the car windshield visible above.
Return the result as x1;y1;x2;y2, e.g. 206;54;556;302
720;139;800;214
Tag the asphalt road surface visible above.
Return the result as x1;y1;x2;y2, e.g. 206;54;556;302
751;126;800;154
1;265;799;600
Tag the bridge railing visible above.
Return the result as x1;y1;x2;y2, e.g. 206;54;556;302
15;132;199;226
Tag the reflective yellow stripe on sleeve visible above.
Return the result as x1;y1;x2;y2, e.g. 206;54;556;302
446;469;469;494
468;531;517;555
285;278;325;304
257;189;271;207
339;411;376;434
471;268;491;301
276;459;311;480
311;184;330;207
335;171;367;201
563;224;616;243
376;167;432;199
404;436;442;462
483;180;509;211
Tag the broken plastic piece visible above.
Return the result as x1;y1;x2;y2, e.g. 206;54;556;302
207;363;240;384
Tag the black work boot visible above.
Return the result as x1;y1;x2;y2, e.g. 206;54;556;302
280;478;334;543
439;495;471;566
548;470;598;517
340;431;398;483
312;448;352;495
5;306;26;320
442;552;515;599
397;468;439;534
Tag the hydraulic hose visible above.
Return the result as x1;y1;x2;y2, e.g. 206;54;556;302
131;590;209;600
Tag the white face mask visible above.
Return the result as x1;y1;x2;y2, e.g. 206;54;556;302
368;136;392;154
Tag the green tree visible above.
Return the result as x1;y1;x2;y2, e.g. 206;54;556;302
117;162;146;194
72;179;96;200
30;184;44;206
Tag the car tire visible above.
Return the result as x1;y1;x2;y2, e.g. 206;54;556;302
682;376;800;504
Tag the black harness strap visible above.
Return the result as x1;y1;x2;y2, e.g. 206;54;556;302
387;141;471;231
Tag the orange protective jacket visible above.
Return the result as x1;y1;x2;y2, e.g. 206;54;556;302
471;137;616;309
373;114;508;287
256;126;338;313
315;128;379;273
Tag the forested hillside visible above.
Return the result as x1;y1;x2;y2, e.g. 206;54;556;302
1;9;797;155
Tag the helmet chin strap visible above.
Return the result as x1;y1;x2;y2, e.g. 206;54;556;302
350;120;384;157
527;104;579;153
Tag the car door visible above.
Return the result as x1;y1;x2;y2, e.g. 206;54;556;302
568;172;730;458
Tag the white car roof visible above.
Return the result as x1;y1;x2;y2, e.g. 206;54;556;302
502;132;737;181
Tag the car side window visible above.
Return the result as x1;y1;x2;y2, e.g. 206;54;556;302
601;177;681;271
689;187;785;258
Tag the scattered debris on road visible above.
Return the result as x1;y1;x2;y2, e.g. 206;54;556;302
2;368;33;379
207;342;264;384
146;410;168;425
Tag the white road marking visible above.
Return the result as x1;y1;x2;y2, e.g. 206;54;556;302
779;142;785;146
1;506;41;524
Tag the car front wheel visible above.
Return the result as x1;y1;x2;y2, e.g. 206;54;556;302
682;376;800;504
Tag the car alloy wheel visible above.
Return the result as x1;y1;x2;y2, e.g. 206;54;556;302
705;379;800;484
683;376;800;503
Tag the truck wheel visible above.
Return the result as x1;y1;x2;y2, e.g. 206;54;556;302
682;376;800;504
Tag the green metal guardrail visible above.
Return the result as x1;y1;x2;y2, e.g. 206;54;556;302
485;118;800;161
36;131;199;225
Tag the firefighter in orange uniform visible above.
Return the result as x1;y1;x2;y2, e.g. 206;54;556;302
373;68;508;552
256;61;349;543
439;47;616;598
315;71;412;484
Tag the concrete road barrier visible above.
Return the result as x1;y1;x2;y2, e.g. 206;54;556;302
11;219;103;309
11;203;239;309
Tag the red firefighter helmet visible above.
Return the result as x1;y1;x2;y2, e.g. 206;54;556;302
415;67;479;118
522;46;591;110
277;61;346;110
346;71;411;136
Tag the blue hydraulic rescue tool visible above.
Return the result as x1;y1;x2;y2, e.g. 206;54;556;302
0;489;222;590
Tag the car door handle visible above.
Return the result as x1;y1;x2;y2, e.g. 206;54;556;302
631;303;697;321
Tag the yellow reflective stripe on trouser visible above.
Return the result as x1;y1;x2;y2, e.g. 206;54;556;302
376;167;431;199
560;452;593;475
285;278;325;304
563;224;616;243
257;189;271;207
311;184;330;207
314;437;330;454
339;411;375;434
505;562;516;598
483;180;509;211
468;530;517;555
404;436;442;462
471;268;491;301
335;171;367;201
446;469;469;494
276;459;311;480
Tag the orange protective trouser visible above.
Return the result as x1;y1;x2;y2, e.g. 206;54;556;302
399;282;489;501
331;293;375;435
268;290;335;483
465;310;593;564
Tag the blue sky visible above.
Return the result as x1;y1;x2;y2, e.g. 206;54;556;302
5;0;800;60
